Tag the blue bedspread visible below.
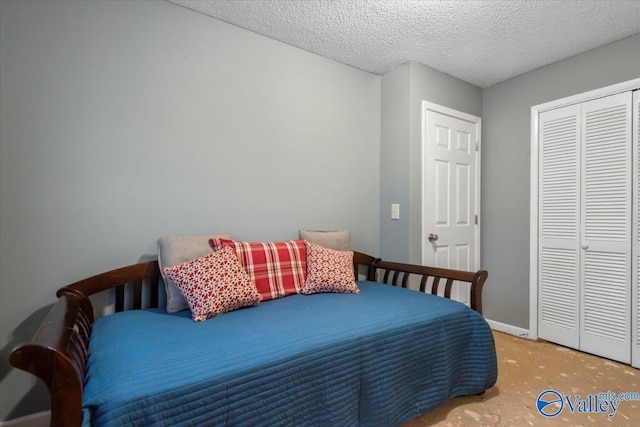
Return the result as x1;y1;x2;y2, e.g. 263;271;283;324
83;281;497;426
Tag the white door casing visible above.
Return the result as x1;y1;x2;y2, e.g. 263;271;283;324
422;102;481;305
530;78;640;345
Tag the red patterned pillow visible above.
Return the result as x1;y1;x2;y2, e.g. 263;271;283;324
301;241;359;294
161;246;262;321
209;238;307;301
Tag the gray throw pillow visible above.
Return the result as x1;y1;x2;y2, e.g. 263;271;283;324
298;230;350;251
158;234;231;313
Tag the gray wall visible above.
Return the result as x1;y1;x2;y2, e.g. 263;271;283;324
481;34;640;329
0;0;380;420
380;63;411;261
2;0;639;421
380;62;482;264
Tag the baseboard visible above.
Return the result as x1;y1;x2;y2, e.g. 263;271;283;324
486;318;532;339
0;411;50;427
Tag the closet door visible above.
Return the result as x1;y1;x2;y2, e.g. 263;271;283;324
538;104;581;349
633;90;639;368
579;92;632;363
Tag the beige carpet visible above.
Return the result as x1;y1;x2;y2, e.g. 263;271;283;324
403;331;640;426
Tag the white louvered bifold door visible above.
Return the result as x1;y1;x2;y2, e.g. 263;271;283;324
538;104;581;349
579;92;632;364
632;90;639;369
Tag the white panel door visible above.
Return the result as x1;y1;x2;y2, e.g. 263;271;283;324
538;104;581;349
579;92;632;363
632;90;639;368
423;104;479;304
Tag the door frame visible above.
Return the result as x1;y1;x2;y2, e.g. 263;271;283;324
529;78;640;340
421;101;482;278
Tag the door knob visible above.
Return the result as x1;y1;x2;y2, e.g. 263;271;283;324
428;233;439;242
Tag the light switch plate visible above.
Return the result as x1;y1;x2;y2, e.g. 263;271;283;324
391;204;400;220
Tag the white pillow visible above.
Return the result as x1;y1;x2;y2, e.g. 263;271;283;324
157;234;231;313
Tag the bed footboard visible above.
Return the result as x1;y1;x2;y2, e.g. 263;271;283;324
367;259;488;314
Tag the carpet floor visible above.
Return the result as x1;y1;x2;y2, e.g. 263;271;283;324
402;331;640;426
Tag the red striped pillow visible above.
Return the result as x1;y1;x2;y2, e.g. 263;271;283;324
209;238;307;301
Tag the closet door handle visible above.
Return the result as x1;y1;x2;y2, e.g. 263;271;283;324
581;244;589;250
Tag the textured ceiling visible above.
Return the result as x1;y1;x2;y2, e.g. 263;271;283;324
168;0;640;88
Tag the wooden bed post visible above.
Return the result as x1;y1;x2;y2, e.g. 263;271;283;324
470;270;488;315
352;251;378;280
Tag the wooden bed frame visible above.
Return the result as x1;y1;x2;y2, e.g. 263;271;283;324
10;252;488;427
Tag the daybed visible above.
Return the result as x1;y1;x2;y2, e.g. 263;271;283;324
10;236;497;427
